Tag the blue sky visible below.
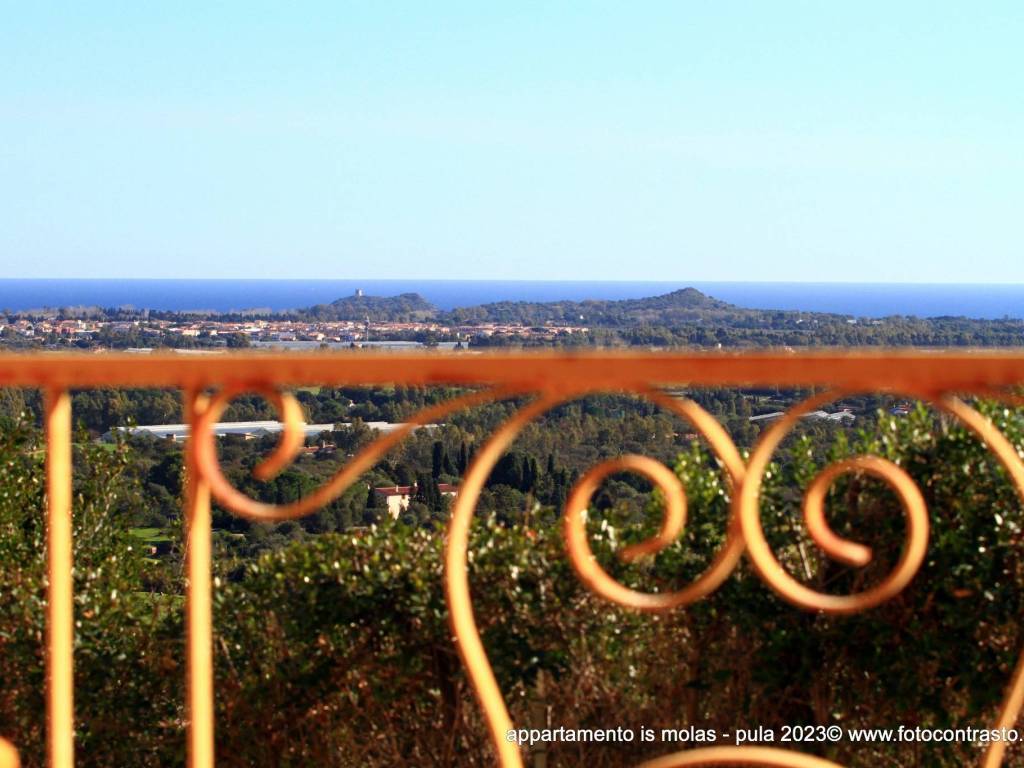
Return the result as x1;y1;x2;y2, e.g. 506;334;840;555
0;3;1021;282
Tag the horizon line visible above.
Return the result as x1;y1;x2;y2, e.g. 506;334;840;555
3;277;1024;287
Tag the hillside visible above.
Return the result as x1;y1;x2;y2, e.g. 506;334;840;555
304;292;437;322
439;287;734;325
298;287;736;326
286;286;1024;348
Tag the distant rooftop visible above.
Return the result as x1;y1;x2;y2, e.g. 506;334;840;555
749;410;855;423
107;420;437;441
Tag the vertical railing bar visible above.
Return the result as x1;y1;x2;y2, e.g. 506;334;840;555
184;390;214;768
0;738;19;768
44;388;74;768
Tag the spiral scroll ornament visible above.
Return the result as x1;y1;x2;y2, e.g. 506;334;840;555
184;382;1024;768
191;383;508;520
736;391;930;614
444;390;747;768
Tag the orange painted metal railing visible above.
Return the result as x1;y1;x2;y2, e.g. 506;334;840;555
2;350;1024;768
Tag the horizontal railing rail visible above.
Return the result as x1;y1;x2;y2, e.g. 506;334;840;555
4;350;1024;390
0;350;1023;768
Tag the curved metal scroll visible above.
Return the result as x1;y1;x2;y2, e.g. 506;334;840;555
187;383;1024;768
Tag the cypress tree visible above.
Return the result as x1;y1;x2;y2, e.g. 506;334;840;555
527;457;540;491
415;472;432;505
366;485;382;509
432;441;445;479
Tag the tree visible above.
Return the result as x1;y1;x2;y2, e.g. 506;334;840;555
431;441;445;479
0;422;180;766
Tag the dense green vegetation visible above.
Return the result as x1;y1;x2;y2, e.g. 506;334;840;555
303;291;436;322
2;399;1024;765
0;383;917;567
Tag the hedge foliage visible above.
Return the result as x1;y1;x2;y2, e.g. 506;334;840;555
1;403;1024;765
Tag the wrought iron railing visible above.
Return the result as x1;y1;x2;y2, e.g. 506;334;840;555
2;350;1024;768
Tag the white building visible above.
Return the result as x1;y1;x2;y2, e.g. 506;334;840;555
372;483;458;519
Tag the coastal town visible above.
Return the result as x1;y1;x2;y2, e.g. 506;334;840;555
4;286;1023;352
0;313;590;350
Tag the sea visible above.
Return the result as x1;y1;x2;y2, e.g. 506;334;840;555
1;279;1023;320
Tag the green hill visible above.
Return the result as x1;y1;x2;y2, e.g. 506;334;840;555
305;292;437;322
